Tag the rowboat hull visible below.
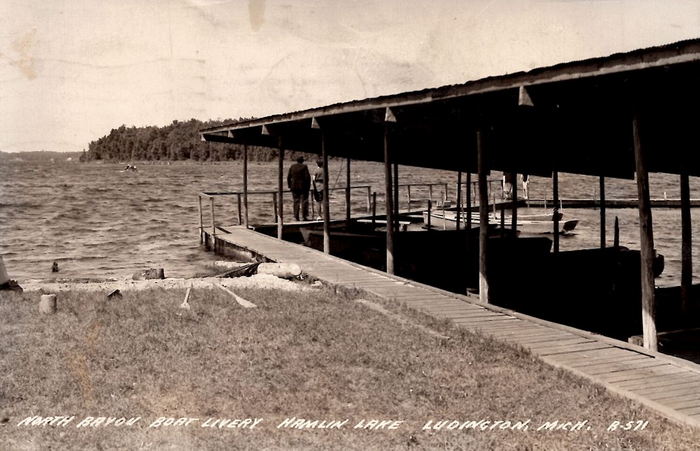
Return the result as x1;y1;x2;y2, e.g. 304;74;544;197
423;209;578;234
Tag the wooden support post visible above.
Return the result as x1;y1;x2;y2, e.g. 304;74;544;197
371;192;377;227
500;203;505;230
477;129;489;303
511;173;518;231
600;176;606;248
632;112;658;352
243;145;249;228
198;195;203;244
210;196;216;237
614;216;620;249
384;124;395;274
429;184;433;203
272;192;278;222
456;172;462;231
466;173;472;230
442;192;447;230
345;157;351;221
552;171;559;253
237;193;242;225
393;163;399;231
680;173;692;314
277;138;284;239
321;132;331;254
427;200;432;230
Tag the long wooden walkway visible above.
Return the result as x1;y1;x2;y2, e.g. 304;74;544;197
210;226;700;428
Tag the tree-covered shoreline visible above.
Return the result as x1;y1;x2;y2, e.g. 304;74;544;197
84;118;281;163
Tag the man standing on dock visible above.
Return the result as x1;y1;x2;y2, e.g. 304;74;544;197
287;156;311;221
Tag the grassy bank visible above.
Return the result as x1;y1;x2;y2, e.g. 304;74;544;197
1;285;699;450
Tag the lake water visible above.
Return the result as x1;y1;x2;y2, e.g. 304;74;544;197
1;159;698;287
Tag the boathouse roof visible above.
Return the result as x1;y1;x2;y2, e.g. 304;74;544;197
201;38;700;178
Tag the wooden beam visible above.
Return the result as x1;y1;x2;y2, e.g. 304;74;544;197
632;112;658;352
600;175;606;248
477;129;489;303
680;173;692;314
277;136;284;240
456;171;462;231
345;157;351;221
552;171;559;253
384;122;395;274
243;145;249;228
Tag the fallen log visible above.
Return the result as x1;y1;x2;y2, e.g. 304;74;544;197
215;263;259;278
257;263;301;279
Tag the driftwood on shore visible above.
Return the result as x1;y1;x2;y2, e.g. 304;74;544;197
213;262;301;279
216;284;257;308
21;274;311;294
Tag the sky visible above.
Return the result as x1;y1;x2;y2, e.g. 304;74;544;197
0;0;699;152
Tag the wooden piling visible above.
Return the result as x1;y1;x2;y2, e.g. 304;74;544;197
500;202;505;231
236;193;242;225
209;196;216;237
632;112;658;352
552;171;559;253
393;162;399;231
442;192;447;230
614;216;620;249
384;123;395;274
466;172;472;231
243;145;249;228
198;195;203;244
346;157;352;221
371;192;377;227
321;132;331;254
477;129;489;303
600;176;606;248
272;192;278;223
277;137;284;240
680;173;692;314
427;200;432;230
511;173;518;231
456;172;462;231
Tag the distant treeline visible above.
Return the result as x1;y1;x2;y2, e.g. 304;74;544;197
0;150;82;162
84;118;298;163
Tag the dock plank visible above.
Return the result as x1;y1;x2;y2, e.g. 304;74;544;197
209;226;700;429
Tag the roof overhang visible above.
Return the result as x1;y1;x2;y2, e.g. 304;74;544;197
201;39;700;178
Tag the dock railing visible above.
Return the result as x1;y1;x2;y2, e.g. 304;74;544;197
198;180;513;239
198;185;373;236
399;183;448;212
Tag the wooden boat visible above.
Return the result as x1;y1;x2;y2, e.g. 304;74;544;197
423;208;578;234
299;221;551;292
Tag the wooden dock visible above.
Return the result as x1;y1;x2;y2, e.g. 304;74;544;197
205;226;700;428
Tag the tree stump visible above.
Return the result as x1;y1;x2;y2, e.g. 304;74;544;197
39;294;57;314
